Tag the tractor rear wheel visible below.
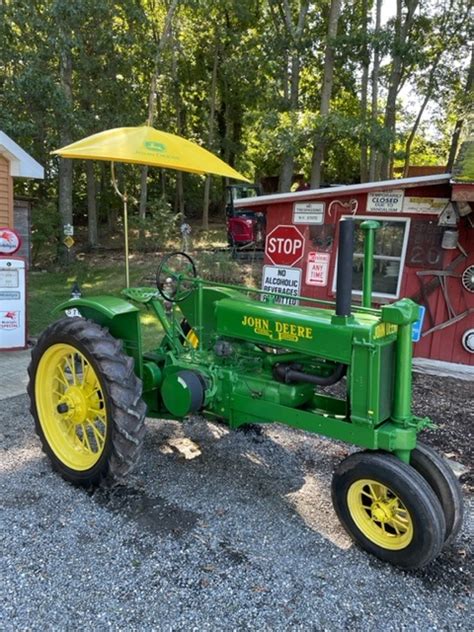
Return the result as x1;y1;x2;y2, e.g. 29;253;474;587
332;451;446;569
410;442;463;545
28;317;146;487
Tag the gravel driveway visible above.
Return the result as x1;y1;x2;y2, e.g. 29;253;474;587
1;378;472;631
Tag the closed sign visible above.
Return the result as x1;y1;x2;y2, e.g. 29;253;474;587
367;190;404;212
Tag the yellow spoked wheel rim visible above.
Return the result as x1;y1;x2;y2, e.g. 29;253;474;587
35;343;107;471
347;479;414;550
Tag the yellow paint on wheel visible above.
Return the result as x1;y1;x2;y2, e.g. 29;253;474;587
35;343;107;471
347;479;414;550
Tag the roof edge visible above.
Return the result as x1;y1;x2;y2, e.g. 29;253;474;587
0;131;44;179
235;174;452;208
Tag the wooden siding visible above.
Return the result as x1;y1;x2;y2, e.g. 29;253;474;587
0;155;14;227
262;183;474;366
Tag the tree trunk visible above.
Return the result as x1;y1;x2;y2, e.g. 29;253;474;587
57;17;74;263
269;0;309;193
139;0;179;220
202;41;219;229
172;32;185;217
86;161;98;248
369;0;382;181
359;0;369;183
447;43;474;171
379;0;419;180
310;0;342;188
403;59;441;177
279;55;301;192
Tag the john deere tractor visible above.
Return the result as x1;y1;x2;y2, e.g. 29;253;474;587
28;219;463;569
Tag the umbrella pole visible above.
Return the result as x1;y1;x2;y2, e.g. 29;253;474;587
111;162;130;288
123;194;130;288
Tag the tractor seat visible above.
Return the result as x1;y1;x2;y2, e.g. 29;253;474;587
121;287;159;304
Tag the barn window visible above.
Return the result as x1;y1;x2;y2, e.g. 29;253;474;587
333;216;411;300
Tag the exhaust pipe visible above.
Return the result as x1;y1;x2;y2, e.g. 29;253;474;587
335;218;355;317
273;362;346;386
274;218;354;388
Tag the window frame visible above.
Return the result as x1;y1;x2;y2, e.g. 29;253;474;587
331;215;411;300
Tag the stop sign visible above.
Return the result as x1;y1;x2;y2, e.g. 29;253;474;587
265;224;305;267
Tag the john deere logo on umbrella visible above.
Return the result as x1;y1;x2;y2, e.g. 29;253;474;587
144;141;166;153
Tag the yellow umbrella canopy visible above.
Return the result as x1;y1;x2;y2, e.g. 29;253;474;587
52;125;250;288
52;125;250;182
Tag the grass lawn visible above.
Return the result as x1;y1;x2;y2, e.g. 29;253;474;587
28;243;262;350
28;258;165;350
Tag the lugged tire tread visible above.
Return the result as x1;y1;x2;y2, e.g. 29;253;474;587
27;317;146;488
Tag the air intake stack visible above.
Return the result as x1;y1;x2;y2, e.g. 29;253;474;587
335;218;355;318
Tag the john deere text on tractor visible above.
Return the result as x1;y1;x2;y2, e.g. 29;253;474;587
28;218;463;569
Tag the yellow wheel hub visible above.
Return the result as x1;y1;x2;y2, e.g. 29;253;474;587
35;343;107;471
347;479;414;550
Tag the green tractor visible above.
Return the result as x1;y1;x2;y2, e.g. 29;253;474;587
28;219;463;569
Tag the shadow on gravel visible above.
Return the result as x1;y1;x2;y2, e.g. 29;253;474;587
91;485;201;538
411;545;472;596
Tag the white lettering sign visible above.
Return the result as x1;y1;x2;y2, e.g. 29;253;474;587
261;266;301;305
367;190;404;212
403;197;451;214
305;252;330;287
0;270;19;288
293;202;325;224
267;236;303;256
0;310;20;329
0;259;26;349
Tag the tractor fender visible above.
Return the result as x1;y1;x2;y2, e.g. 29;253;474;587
54;295;139;321
53;296;143;377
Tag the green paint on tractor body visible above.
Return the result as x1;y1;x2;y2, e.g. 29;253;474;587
42;221;463;569
56;276;428;463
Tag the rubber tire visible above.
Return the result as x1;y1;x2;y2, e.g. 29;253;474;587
28;317;147;488
410;442;464;545
332;451;446;569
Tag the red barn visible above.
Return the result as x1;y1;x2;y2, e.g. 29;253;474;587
235;172;474;366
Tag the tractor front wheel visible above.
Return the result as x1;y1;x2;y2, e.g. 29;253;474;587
332;451;446;569
410;442;463;545
28;317;146;487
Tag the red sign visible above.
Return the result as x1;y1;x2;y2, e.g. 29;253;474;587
305;251;330;286
0;228;21;256
265;224;305;267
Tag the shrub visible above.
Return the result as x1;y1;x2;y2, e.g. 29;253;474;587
31;201;61;265
129;198;180;252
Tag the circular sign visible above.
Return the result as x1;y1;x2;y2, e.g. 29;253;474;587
462;329;474;354
265;224;305;267
0;227;21;256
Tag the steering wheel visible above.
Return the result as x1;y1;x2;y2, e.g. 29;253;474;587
156;252;197;302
